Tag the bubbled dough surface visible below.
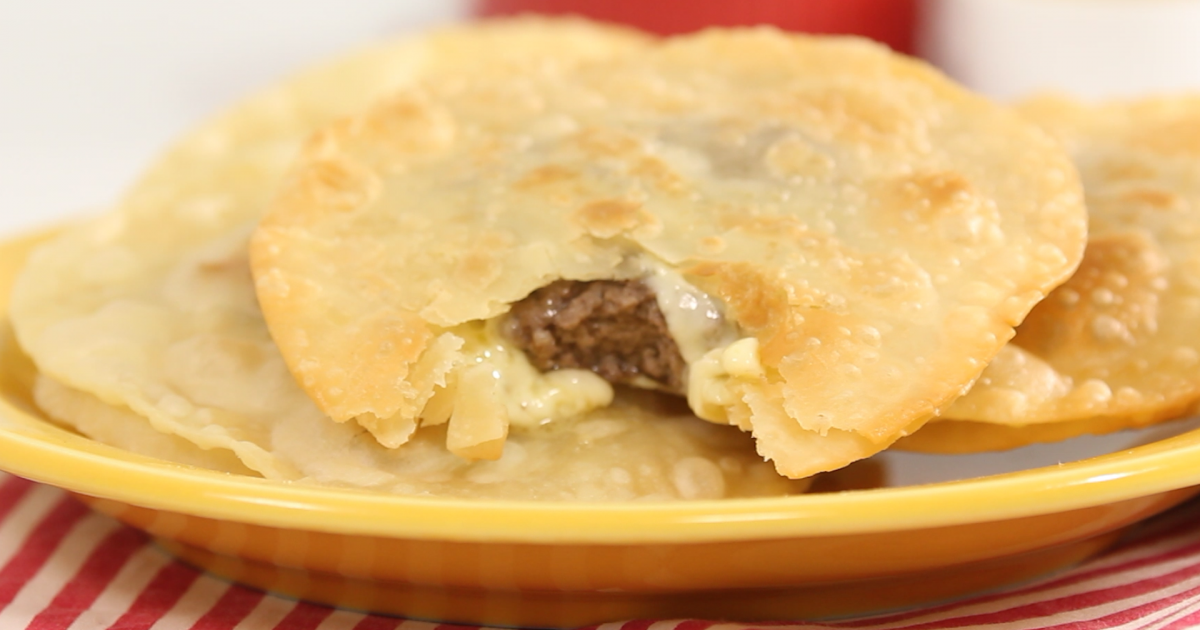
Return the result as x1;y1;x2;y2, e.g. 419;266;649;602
8;19;659;487
252;29;1088;479
915;96;1200;451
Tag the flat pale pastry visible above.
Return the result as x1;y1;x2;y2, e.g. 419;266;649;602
902;95;1200;453
251;29;1088;479
11;19;814;500
35;370;805;500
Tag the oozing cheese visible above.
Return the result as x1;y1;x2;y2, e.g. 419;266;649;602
452;320;615;430
642;264;739;364
687;338;764;424
641;260;766;425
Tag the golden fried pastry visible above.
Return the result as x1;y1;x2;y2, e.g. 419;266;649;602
12;19;814;501
902;95;1200;453
251;29;1087;479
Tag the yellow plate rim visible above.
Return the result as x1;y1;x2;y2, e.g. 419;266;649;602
4;388;1200;544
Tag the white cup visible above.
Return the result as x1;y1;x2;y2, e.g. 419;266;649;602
920;0;1200;100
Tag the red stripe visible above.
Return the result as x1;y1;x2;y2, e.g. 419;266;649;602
1142;605;1196;630
830;500;1200;629
1040;577;1200;630
673;621;718;630
1135;596;1200;630
105;561;200;630
0;475;36;523
620;621;658;630
25;526;149;630
776;623;841;628
188;583;266;630
1159;604;1200;630
885;558;1200;630
353;614;402;629
271;600;334;630
0;494;90;606
834;537;1200;628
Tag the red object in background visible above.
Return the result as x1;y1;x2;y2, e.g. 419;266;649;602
474;0;918;54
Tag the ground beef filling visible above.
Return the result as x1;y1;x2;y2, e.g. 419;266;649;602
506;280;687;391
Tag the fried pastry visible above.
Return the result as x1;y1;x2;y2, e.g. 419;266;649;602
902;95;1200;453
251;29;1088;479
9;19;815;500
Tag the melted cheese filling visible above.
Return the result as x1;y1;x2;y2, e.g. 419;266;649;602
417;258;763;459
642;264;739;364
459;320;615;430
641;260;765;426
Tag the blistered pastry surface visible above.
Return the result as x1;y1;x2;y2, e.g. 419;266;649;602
252;30;1087;478
936;95;1200;446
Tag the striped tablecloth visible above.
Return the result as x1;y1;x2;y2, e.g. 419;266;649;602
3;471;1200;630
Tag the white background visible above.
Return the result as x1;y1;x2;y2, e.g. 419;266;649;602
921;0;1200;101
0;0;468;236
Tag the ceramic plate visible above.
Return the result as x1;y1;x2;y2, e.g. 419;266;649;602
1;228;1199;628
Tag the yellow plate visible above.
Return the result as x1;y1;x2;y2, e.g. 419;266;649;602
1;227;1199;627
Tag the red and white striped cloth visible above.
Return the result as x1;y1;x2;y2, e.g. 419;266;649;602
4;471;1200;630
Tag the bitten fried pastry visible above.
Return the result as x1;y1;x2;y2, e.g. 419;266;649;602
902;94;1200;453
13;19;820;502
250;28;1088;479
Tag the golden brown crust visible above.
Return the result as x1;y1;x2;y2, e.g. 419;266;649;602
928;95;1200;449
252;29;1087;478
